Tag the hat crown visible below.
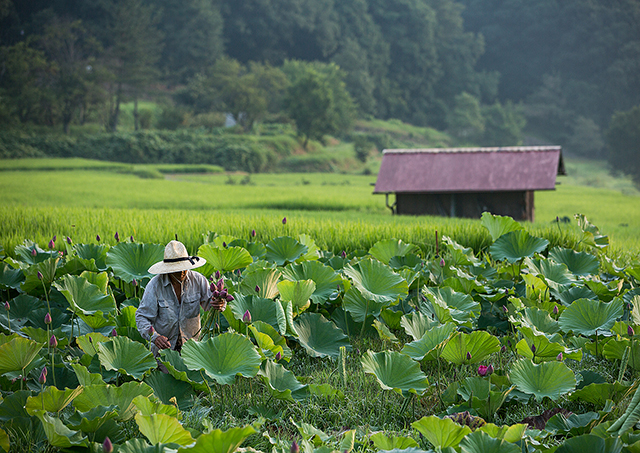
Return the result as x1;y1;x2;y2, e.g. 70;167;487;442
164;240;189;260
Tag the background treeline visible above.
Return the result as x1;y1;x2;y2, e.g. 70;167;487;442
0;0;639;183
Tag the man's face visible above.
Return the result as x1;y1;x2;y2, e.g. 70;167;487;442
170;270;187;282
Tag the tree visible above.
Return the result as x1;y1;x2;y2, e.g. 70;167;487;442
481;101;525;146
283;60;356;149
447;92;484;143
606;106;640;189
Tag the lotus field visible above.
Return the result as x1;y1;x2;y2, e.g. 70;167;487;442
2;212;640;453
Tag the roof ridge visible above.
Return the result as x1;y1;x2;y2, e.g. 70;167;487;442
382;146;561;154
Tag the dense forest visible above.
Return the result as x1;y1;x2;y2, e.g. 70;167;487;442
0;0;639;173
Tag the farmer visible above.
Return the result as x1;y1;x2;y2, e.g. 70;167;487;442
136;240;226;356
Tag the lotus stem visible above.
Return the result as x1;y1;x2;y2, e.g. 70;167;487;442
360;299;369;337
619;345;630;382
41;279;51;315
51;350;57;388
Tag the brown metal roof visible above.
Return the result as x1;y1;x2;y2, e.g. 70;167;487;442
374;146;564;194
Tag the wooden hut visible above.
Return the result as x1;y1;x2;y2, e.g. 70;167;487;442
373;146;565;221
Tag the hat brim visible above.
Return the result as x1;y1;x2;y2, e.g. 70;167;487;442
148;257;206;274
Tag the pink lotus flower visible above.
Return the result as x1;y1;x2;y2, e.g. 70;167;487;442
557;352;563;361
39;367;47;384
291;441;299;453
103;436;113;453
553;305;559;315
243;310;252;324
111;329;117;337
37;271;43;280
48;239;55;249
31;248;37;257
66;236;72;244
215;271;221;280
255;285;260;293
44;312;52;324
440;258;445;266
275;351;282;361
49;335;58;348
96;234;101;242
341;251;346;259
478;365;489;376
466;352;472;361
3;302;9;311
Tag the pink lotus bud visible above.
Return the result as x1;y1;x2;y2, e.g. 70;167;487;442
3;302;9;311
243;310;252;324
553;305;559;315
440;258;445;266
49;335;58;348
217;279;224;291
37;271;43;280
341;250;346;259
226;295;234;302
222;242;227;248
466;352;471;361
282;217;287;225
96;234;101;242
291;441;299;453
44;312;52;324
149;326;154;336
251;229;256;237
255;285;260;293
487;364;494;374
275;351;281;361
213;290;220;298
478;365;488;376
557;352;563;361
132;279;137;286
502;305;508;314
103;436;113;453
48;239;55;249
66;236;72;244
130;235;134;242
111;329;117;337
32;248;37;257
114;231;120;242
629;325;635;337
39;367;47;384
215;271;221;280
501;345;507;353
531;344;536;353
89;336;93;343
52;235;56;241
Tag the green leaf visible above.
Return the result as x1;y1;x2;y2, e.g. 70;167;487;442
181;332;261;385
489;230;549;263
0;262;23;290
21;257;59;294
105;242;164;284
176;425;256;453
132;395;178;418
198;244;253;276
480;212;524;242
239;267;281;299
569;382;630;407
369;239;419;264
74;243;109;271
294;312;351;360
400;312;439;341
54;274;116;316
558;298;624;337
402;323;456;361
135;412;194;446
0;336;43;376
411;415;472;449
362;350;428;396
65;405;119;433
158;349;208;392
443;236;481;266
229;294;287;335
548;247;600;276
71;363;104;386
97;336;157;380
25;386;83;415
265;236;308;266
555;434;622;453
422;286;481;325
344;258;408;304
33;410;89;448
510;359;576;401
459;430;520;453
477;423;527;443
297;234;321;262
73;382;154;421
370;433;419;451
441;331;500;365
282;261;342;305
575;214;609;249
76;332;110;356
277;279;316;311
248;321;291;361
525;257;576;291
258;359;309;401
0;428;8;453
343;286;388;323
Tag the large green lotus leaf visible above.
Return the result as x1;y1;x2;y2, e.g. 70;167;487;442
369;239;419;264
423;287;481;323
132;395;178;418
56;256;99;277
119;438;164;453
258;359;309;401
370;433;419;451
265;236;308;266
558;298;624;337
97;336;156;380
362;350;428;396
33;410;89;448
70;363;104;386
489;230;549;263
74;243;109;271
569;381;630;407
0;427;8;453
476;424;527;443
277;279;316;311
343;286;388;323
0;336;43;375
402;323;456;361
297;234;321;262
400;312;439;341
441;331;500;365
65;405;119;433
76;332;110;356
25;386;83;415
135;412;194;446
510;359;576;401
21;257;59;294
557;285;598;306
176;425;256;453
282;261;342;305
106;242;164;284
143;371;196;411
182;332;261;385
54;274;116;316
549;247;600;276
518;307;561;335
294;312;351;360
229;294;286;334
0;262;23;290
158;349;208;392
515;327;582;363
73;382;154;421
249;321;292;362
78;312;113;330
0;295;45;331
525;257;576;291
238;267;281;299
344;258;408;304
575;214;610;249
14;240;58;265
198;244;253;275
80;270;109;293
411;415;471;449
442;236;481;267
459;430;520;453
555;434;622;453
480;212;524;242
116;305;138;329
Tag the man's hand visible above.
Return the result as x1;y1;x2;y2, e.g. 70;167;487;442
208;298;227;311
154;335;171;349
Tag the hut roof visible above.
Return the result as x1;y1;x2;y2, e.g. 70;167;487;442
374;146;565;194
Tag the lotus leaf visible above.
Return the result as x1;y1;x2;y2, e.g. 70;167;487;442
106;242;164;284
308;383;344;399
558;298;624;337
343;286;388;323
0;336;43;376
56;256;99;277
70;363;104;386
481;212;524;242
265;236;308;266
297;234;321;262
0;263;23;290
282;261;342;305
477;424;527;443
400;312;440;341
402;323;456;361
459;430;520;453
0;390;32;435
25;386;83;415
411;415;471;449
294;312;351;360
557;285;598;306
575;214;609;249
380;308;406;331
97;336;156;379
64;405;119;433
143;371;195;410
369;433;419;451
74;243;109;270
525;257;575;291
361;350;428;396
54;274;116;316
238;267;281;299
135;412;194;446
515;328;582;363
510;359;576;401
373;319;398;343
549;247;600;276
33;410;89;448
344;258;408;304
489;230;549;263
441;331;500;365
368;238;419;264
422;286;480;324
14;240;58;265
118;438;164;453
21;257;59;294
229;294;286;334
73;382;154;421
181;332;261;385
555;434;622;453
277;279;316;311
545;411;600;436
443;235;481;266
0;294;45;331
258;359;309;401
585;280;620;302
132;395;178;418
0;427;7;453
198;244;253;276
249;321;291;361
389;254;423;270
158;349;208;392
175;425;256;453
116;305;138;328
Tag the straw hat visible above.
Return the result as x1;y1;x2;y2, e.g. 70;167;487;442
148;240;206;274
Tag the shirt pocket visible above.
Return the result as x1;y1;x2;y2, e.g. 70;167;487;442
156;299;177;335
181;294;201;319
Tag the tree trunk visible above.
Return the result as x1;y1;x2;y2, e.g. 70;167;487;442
133;95;139;131
108;83;122;132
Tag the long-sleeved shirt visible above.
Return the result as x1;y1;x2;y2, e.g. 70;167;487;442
135;270;212;356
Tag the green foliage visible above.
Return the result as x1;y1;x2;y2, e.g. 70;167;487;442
606;105;640;189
